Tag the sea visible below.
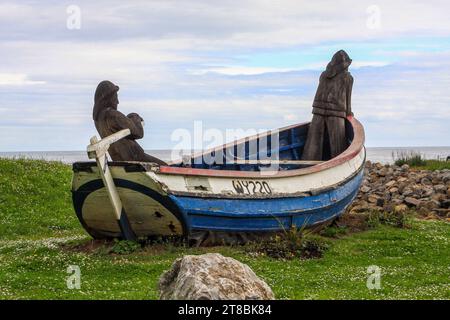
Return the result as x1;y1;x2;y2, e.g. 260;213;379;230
1;147;450;164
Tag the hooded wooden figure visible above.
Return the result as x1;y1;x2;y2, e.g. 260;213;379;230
302;50;354;161
92;80;166;165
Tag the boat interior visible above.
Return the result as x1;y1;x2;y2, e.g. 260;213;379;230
171;119;355;172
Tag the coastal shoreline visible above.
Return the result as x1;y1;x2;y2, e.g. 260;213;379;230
1;146;450;164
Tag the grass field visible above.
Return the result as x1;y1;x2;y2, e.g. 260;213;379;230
393;151;450;170
0;158;449;300
414;160;450;171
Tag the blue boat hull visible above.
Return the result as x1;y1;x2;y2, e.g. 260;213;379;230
170;167;364;233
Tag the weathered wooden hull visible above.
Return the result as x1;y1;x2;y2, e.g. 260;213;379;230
72;116;365;239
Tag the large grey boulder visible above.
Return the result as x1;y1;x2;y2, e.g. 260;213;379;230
159;253;275;300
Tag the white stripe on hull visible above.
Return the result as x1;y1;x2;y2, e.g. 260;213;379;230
148;148;365;197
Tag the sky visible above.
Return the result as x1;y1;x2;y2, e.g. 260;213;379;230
0;0;449;151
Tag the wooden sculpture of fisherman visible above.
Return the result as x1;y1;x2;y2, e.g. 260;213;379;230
302;50;354;161
92;80;167;165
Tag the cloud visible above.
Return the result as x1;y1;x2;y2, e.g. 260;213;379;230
0;73;46;86
1;1;450;150
2;59;450;149
193;66;301;76
2;1;450;45
197;61;391;76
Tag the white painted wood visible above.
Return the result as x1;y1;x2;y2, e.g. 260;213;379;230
87;136;124;221
150;148;365;196
87;129;131;159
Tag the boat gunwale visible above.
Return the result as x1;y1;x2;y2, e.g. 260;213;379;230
158;115;365;178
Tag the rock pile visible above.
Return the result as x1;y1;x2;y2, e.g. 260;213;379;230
349;161;450;219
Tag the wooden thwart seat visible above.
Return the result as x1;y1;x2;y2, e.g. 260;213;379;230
233;159;324;165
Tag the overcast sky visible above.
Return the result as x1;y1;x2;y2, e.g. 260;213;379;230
1;0;449;151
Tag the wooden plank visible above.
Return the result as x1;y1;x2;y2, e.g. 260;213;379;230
87;129;131;159
91;138;122;221
233;159;324;165
87;134;137;240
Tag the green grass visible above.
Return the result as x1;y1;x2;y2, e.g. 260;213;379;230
0;158;83;240
414;160;450;171
0;158;449;300
393;151;450;170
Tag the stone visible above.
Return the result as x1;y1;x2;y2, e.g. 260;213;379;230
442;173;450;185
405;197;421;207
385;180;396;188
389;187;399;194
431;177;440;184
397;182;407;193
394;204;408;213
401;164;410;171
422;187;434;197
434;184;447;194
433;208;450;217
431;193;446;203
402;188;413;197
360;185;371;193
411;184;427;197
392;198;404;205
421;177;432;186
442;200;450;209
386;167;394;176
376;198;385;207
159;253;275;300
419;200;440;211
350;205;369;213
368;195;380;204
378;168;387;177
358;200;369;207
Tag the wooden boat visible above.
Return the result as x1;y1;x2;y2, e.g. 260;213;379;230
72;115;365;241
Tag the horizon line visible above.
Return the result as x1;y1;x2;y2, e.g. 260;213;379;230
2;146;450;153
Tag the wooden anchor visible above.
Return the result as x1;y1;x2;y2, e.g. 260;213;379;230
87;129;137;241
